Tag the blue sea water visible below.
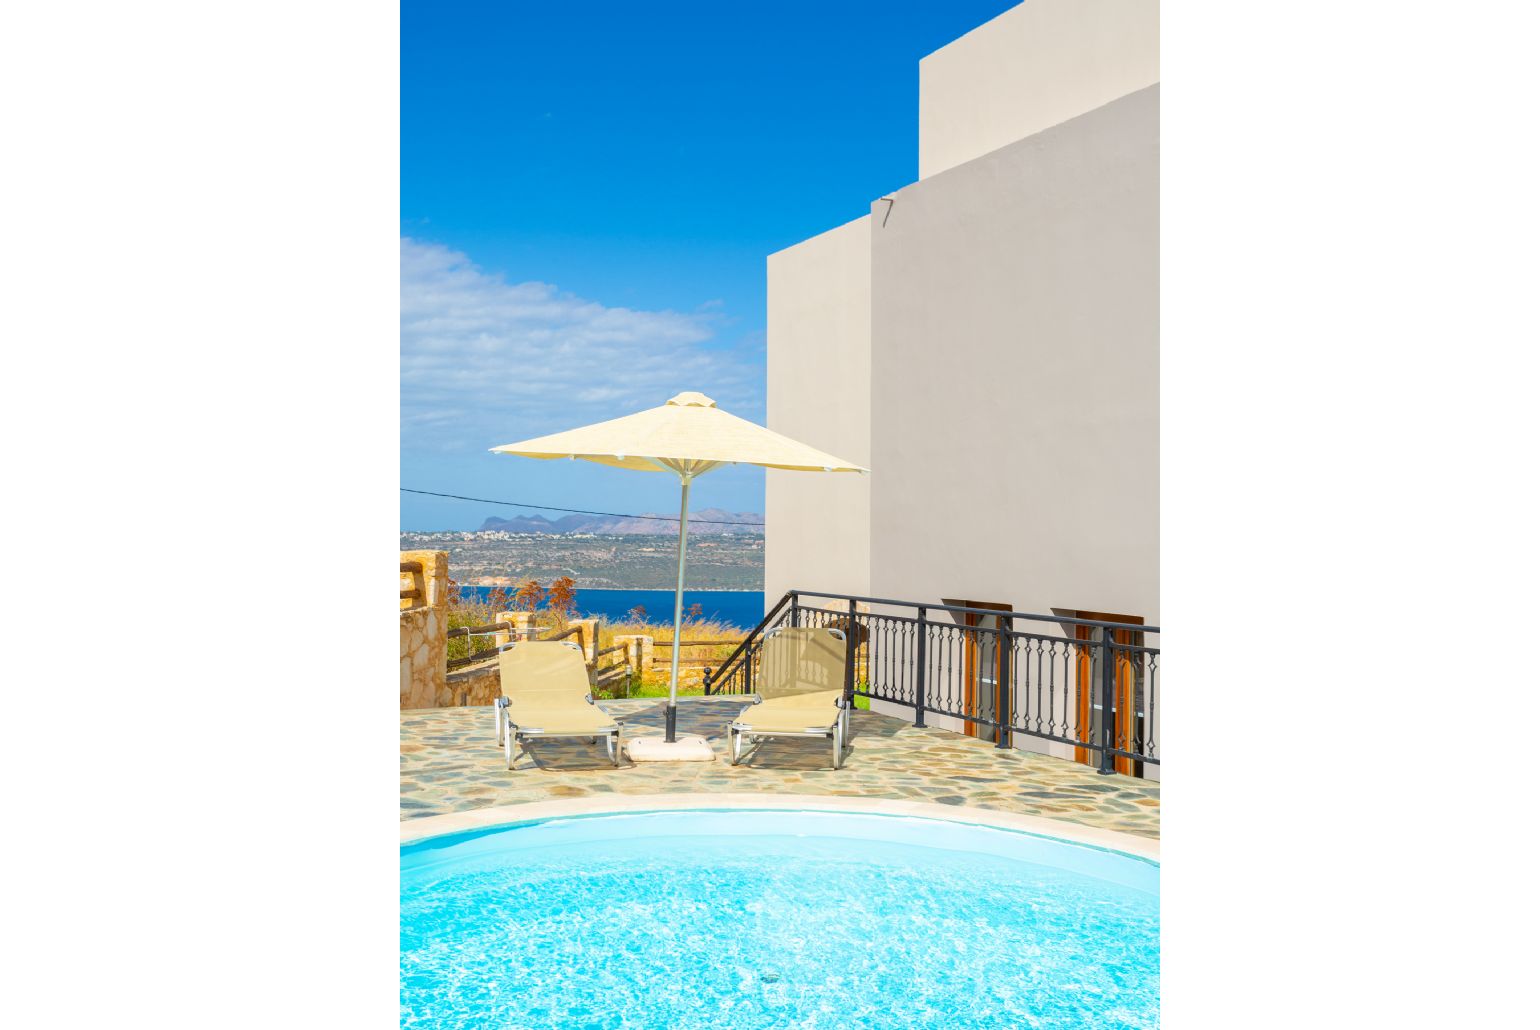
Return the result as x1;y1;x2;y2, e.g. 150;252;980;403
401;810;1159;1029
457;587;764;629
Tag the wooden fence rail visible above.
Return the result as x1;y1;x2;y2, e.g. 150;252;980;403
446;622;515;639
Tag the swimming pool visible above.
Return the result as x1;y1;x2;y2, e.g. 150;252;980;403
401;809;1159;1029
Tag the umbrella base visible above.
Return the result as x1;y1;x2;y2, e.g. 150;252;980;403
625;735;715;763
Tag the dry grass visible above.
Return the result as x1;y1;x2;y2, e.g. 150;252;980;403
597;616;747;696
595;615;743;648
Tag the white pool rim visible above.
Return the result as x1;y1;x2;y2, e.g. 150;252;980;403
400;793;1159;863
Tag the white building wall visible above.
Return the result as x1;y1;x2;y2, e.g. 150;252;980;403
764;215;872;610
869;85;1159;758
870;84;1158;621
920;0;1159;178
763;2;1159;776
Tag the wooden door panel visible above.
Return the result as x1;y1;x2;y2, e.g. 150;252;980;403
1072;612;1144;774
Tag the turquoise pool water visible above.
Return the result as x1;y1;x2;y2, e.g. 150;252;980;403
401;810;1159;1029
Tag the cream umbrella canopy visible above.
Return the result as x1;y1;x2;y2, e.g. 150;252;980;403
491;391;866;749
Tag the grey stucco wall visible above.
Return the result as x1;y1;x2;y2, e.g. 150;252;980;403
869;84;1159;625
762;65;1158;774
867;84;1158;766
920;0;1160;179
765;215;873;609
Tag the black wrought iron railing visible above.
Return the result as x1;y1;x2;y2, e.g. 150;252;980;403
704;590;1159;776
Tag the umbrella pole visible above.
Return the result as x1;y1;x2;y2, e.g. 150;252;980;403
665;472;691;743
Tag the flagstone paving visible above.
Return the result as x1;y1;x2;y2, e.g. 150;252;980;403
401;697;1159;839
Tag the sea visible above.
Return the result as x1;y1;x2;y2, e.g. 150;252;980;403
456;587;765;629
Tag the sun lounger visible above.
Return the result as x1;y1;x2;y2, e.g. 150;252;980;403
729;626;850;769
495;640;621;770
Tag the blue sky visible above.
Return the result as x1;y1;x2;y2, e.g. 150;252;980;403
401;0;1019;531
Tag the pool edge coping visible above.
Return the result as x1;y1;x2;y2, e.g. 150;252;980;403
399;793;1159;863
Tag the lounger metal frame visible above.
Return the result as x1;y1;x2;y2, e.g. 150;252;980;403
728;627;850;769
494;640;621;770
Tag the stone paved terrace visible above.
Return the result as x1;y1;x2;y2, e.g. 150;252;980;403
402;697;1159;840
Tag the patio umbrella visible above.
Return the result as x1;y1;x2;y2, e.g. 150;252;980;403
491;391;866;753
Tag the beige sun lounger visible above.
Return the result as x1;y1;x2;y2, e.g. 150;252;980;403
729;626;850;769
495;640;621;770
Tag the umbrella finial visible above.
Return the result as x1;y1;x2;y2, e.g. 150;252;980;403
667;391;716;408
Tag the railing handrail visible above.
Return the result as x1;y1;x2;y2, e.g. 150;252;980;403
790;589;1159;633
702;590;793;693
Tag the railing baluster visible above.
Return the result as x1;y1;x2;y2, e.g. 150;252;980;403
936;628;948;714
883;616;892;697
1098;628;1116;774
1046;639;1056;739
842;597;858;710
889;617;898;701
905;621;914;704
913;608;928;727
996;620;1011;749
1034;637;1045;736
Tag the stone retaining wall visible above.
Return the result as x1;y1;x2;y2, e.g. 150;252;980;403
400;550;449;709
447;664;501;707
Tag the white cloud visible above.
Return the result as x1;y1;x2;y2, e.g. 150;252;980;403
401;237;763;452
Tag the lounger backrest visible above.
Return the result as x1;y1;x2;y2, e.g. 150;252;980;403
498;641;591;702
756;626;846;700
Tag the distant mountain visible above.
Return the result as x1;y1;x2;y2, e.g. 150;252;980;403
478;508;763;535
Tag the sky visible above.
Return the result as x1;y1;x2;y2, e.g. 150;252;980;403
401;0;1020;531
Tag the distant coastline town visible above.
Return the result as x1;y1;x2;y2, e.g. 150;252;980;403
400;509;764;590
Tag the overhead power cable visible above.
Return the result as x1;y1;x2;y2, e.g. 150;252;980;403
400;487;766;527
